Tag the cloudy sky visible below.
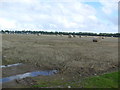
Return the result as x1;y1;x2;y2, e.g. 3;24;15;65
0;0;118;33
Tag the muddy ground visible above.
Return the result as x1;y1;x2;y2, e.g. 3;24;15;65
2;63;38;88
2;63;40;77
1;34;119;88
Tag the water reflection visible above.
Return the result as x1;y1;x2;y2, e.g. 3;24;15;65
0;70;58;83
0;63;22;68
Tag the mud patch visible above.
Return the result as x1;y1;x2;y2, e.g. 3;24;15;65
2;77;38;88
2;63;40;77
15;77;38;87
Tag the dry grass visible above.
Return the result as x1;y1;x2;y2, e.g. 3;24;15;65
2;34;118;76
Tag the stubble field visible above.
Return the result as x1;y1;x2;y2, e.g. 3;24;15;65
1;34;119;88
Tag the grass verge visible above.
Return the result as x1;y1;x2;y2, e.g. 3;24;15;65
81;71;119;88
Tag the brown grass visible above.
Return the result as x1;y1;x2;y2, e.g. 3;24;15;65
2;34;118;76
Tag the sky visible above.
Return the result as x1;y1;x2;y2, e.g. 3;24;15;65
0;0;119;33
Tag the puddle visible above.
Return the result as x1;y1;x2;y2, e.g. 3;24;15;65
0;63;22;68
0;70;58;83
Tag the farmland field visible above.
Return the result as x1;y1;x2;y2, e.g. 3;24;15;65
1;34;119;88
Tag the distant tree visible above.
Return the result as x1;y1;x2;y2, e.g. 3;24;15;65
0;30;120;37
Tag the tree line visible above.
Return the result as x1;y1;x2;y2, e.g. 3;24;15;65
0;30;120;37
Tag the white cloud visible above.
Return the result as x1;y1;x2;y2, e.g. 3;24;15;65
0;18;16;29
0;0;118;33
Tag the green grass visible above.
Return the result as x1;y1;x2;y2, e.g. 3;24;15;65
32;71;119;88
81;71;119;88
